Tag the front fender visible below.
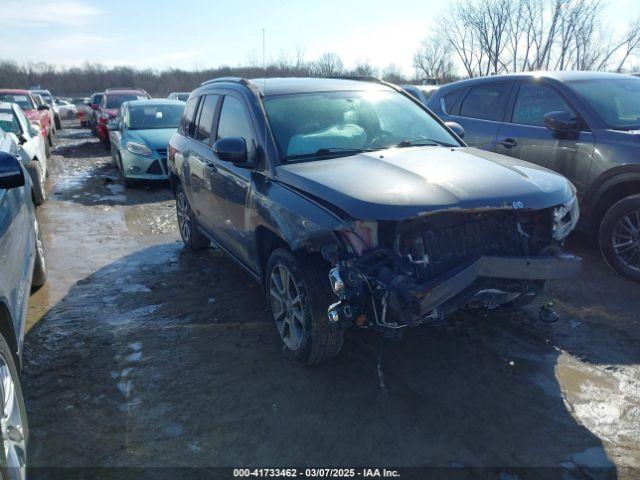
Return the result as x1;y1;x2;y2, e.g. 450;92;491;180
252;177;346;252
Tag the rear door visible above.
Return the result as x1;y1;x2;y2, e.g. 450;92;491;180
454;82;513;151
495;80;594;194
184;94;223;235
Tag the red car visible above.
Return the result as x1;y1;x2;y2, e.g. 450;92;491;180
0;89;53;146
96;88;150;146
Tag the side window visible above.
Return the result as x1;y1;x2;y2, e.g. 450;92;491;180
512;83;574;127
182;96;200;137
217;96;256;158
13;107;29;134
442;88;466;114
0;110;20;135
195;95;219;141
459;84;510;121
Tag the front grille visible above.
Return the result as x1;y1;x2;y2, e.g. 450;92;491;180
160;157;168;174
146;159;163;175
397;210;551;282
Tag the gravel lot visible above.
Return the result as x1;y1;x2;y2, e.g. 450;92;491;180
23;123;640;479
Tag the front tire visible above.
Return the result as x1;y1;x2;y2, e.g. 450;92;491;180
266;248;343;366
26;161;45;205
175;184;210;250
0;334;28;480
599;194;640;282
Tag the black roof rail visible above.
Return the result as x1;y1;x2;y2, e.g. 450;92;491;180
200;77;251;87
329;75;386;84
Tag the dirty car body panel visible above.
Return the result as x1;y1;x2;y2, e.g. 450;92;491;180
168;77;581;339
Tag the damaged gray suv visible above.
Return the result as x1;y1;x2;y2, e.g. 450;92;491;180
168;77;581;366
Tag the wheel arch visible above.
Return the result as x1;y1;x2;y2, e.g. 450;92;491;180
256;226;290;281
588;170;640;233
0;302;20;368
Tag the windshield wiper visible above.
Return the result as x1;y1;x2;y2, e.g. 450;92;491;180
284;147;374;161
395;138;456;148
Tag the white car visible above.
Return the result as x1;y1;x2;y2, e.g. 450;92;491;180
55;98;78;120
167;92;190;101
0;102;48;204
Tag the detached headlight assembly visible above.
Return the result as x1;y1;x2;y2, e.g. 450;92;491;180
552;195;580;242
126;141;152;156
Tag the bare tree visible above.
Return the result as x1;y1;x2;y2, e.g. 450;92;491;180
381;63;406;83
351;61;379;77
310;52;344;77
430;0;640;77
413;34;457;82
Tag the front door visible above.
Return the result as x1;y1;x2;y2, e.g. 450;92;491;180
495;81;594;195
203;94;257;266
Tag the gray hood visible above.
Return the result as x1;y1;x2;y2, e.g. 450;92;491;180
276;146;575;220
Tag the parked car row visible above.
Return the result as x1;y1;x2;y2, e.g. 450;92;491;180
0;99;50;476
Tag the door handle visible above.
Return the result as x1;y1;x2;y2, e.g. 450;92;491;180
498;138;518;148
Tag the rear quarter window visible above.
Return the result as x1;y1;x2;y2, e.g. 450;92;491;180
442;88;466;114
459;83;510;121
181;96;200;137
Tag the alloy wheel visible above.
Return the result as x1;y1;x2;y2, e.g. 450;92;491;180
612;209;640;273
0;354;26;480
176;192;191;243
269;264;305;351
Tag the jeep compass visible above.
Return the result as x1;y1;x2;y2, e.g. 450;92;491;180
168;77;581;366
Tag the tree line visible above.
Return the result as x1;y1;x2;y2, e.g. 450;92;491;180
0;52;407;97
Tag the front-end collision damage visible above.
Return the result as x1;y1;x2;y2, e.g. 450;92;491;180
324;207;582;336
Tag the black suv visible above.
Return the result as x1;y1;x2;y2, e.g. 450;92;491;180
168;77;581;365
428;71;640;282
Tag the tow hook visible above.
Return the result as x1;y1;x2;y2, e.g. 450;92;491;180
539;301;560;323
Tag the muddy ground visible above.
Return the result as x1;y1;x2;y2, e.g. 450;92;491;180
23;124;640;479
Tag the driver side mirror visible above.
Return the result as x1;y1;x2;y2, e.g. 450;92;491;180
213;137;250;167
37;104;50;111
0;152;25;190
445;121;465;139
543;111;579;134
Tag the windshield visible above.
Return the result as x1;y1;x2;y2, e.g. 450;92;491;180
0;93;34;111
92;94;103;105
0;109;19;135
264;89;459;161
39;93;53;105
127;104;184;130
569;77;640;130
106;94;146;109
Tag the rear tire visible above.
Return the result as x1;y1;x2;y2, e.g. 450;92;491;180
175;184;210;250
599;194;640;282
0;334;28;480
26;160;45;205
265;248;343;366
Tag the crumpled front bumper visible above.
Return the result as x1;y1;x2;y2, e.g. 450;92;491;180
415;253;582;315
327;251;582;332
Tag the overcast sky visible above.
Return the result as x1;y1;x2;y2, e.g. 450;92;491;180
0;0;638;75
